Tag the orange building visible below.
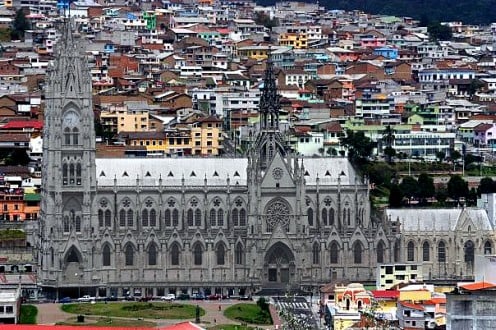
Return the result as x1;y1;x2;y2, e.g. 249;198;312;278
0;188;40;222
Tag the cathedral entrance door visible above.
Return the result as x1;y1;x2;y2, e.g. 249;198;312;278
264;242;295;283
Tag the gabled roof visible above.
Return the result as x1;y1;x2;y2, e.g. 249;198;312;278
1;120;43;130
399;301;424;311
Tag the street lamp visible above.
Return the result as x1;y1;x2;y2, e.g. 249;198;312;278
75;273;82;298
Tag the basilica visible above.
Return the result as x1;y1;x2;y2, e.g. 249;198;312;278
37;25;399;300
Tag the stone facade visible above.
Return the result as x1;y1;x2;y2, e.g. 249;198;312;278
38;25;397;300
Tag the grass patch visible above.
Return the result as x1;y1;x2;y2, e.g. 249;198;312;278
208;325;255;330
19;305;37;324
224;303;272;325
56;315;156;327
61;302;204;320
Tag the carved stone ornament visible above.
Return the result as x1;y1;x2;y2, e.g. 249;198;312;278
266;200;290;228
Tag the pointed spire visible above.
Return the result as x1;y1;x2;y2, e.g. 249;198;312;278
259;48;280;131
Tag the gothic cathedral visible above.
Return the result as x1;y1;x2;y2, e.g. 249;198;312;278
38;25;397;300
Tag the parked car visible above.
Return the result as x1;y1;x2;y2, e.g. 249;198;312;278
160;294;176;301
58;297;72;303
176;293;190;300
77;295;95;302
192;293;205;300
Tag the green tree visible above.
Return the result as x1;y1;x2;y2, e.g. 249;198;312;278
11;9;30;41
478;177;496;195
381;125;395;163
435;151;446;163
364;162;395;188
339;130;375;166
427;21;452;41
447;175;469;204
468;79;484;100
399;176;419;203
417;173;435;204
253;12;279;30
389;184;403;207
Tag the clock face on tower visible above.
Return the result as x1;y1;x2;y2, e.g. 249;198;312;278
63;111;80;128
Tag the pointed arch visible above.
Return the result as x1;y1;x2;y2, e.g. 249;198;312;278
484;241;493;255
438;241;446;262
464;240;474;264
216;243;226;265
394;240;400;263
235;242;244;265
307;208;314;226
329;208;335;226
170;243;180;266
330;241;339;264
232;208;239;227
124;243;134;266
98;209;104;227
407;241;415;261
423;241;430;261
102;244;111;266
165;209;171;227
150;209;156;227
210;209;216;227
312;242;320;265
239;208;246;226
142;209;149;227
195;209;202;227
148;243;157;266
127;209;134;227
104;210;111;227
65;246;82;263
353;241;363;264
321;209;327;226
193;243;203;266
377;241;385;264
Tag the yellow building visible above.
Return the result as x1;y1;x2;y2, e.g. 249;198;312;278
399;284;433;302
120;115;223;157
236;46;270;60
278;32;308;49
100;105;150;135
189;116;223;156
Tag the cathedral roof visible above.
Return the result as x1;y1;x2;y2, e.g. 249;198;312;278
95;157;359;187
386;208;493;232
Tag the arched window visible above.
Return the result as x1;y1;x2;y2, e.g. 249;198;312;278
63;216;70;232
312;243;320;264
150;209;156;227
464;240;474;264
72;127;79;145
105;210;111;227
98;210;104;227
148;244;157;266
407;241;415;261
76;163;81;185
377;241;385;264
63;163;68;185
353;242;362;264
330;242;339;264
210;209;216;227
75;216;81;232
119;209;126;227
307;208;314;226
187;209;194;227
193;244;203;265
232;209;239;226
69;164;75;184
216;244;225;265
127;209;133;227
172;209;179;227
217;209;224;227
102;244;111;266
423;241;430;261
484;241;492;255
195;209;202;227
394;240;400;262
438;241;446;262
142;209;149;227
50;247;54;267
165;209;171;227
329;208;335;226
235;243;243;265
321;209;328;226
171;244;180;266
64;127;71;145
125;244;134;266
239;209;246;226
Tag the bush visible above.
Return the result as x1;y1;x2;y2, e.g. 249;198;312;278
20;305;37;324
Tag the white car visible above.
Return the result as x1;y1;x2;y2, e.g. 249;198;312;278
77;295;95;302
160;294;175;301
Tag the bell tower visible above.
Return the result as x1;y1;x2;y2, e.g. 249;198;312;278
39;21;97;294
251;52;287;170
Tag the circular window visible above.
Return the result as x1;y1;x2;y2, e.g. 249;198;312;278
272;167;284;180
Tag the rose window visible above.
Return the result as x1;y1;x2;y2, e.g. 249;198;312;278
266;200;290;230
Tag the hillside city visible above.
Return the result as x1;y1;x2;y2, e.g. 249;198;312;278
1;0;496;329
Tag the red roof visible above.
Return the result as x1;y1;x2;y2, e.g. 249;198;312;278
400;301;424;311
1;120;43;130
460;281;496;291
162;322;205;330
371;290;399;299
